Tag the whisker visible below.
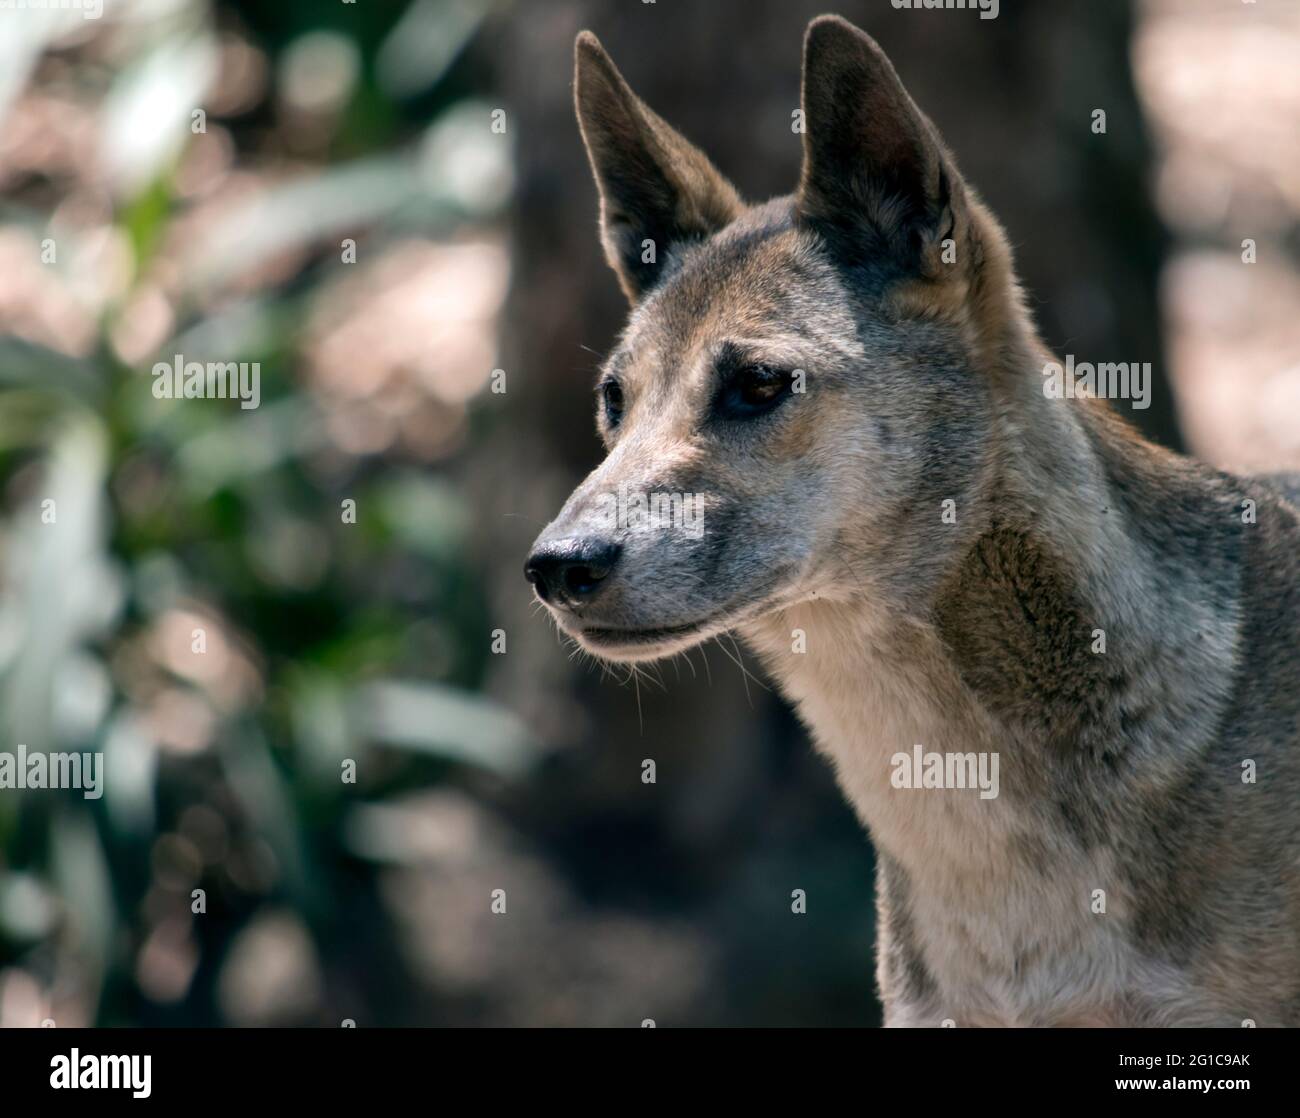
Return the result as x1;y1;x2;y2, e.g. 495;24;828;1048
713;635;760;708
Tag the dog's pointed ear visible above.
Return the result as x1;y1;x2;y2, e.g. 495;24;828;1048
796;16;968;277
575;31;743;302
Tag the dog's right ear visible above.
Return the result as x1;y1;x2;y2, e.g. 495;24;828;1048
796;16;971;280
574;31;743;302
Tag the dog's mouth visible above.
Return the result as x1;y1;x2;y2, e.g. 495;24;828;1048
554;604;742;662
558;579;801;662
538;567;804;663
578;616;714;649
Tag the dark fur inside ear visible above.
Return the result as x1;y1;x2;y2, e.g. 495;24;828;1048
796;15;967;276
574;31;743;301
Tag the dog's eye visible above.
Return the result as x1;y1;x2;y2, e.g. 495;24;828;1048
600;379;624;426
716;364;792;420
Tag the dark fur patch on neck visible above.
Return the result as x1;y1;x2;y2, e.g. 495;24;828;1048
932;524;1141;849
934;525;1126;747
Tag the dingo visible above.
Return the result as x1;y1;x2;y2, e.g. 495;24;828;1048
526;15;1300;1027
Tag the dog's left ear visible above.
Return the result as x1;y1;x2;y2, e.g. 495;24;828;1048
574;31;744;302
796;16;971;279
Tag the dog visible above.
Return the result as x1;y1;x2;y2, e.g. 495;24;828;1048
525;14;1300;1027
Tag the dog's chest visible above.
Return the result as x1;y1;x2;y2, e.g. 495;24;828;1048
755;606;1028;868
750;608;1138;1023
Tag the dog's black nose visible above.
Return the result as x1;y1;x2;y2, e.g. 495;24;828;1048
525;538;622;605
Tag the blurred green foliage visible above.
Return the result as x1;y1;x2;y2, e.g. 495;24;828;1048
0;0;525;1026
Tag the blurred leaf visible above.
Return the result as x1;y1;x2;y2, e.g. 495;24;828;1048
180;155;422;298
375;473;470;562
0;341;101;406
100;34;219;202
353;679;535;777
220;725;317;908
376;0;490;100
0;8;87;128
50;809;115;1019
101;711;158;839
173;398;330;498
120;175;174;279
0;872;58;942
419;99;514;217
0;412;117;756
288;670;352;785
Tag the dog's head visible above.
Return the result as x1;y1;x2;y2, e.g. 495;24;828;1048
527;15;1017;662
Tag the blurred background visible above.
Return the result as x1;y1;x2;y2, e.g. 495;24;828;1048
0;0;1296;1028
